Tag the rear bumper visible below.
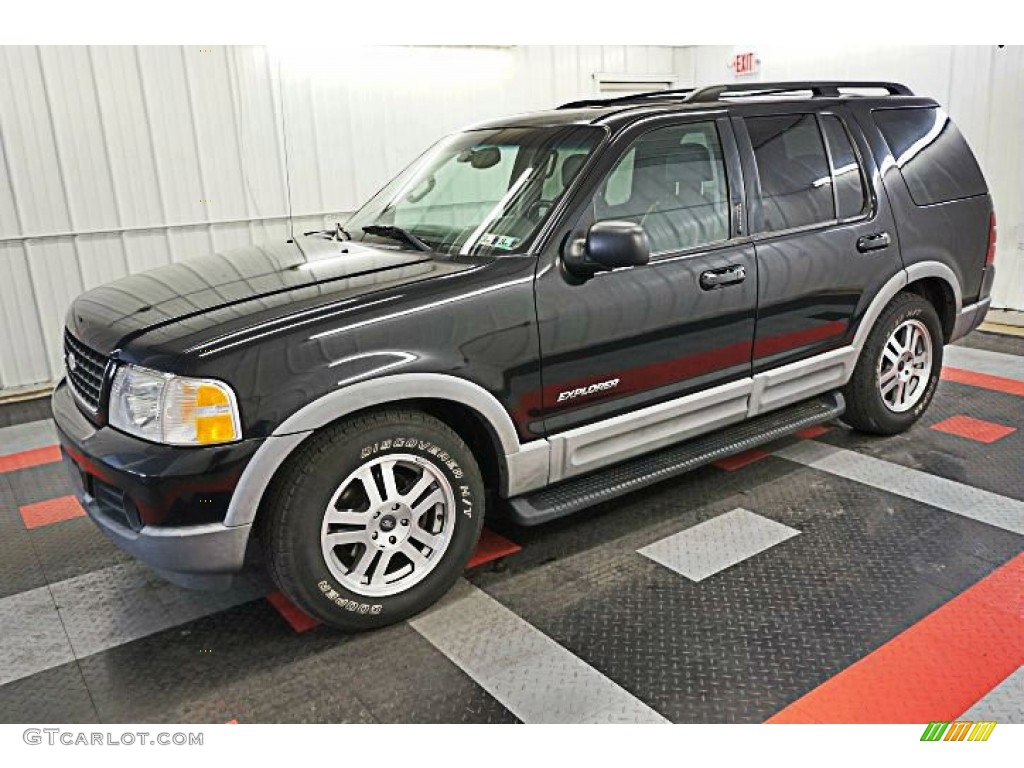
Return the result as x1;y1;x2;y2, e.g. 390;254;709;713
52;379;259;589
951;296;992;342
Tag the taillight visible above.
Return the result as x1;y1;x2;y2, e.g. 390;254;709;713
985;212;997;266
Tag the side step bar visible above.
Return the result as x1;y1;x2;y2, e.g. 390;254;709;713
507;392;845;526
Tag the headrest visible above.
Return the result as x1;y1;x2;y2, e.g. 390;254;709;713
667;143;713;181
561;154;587;187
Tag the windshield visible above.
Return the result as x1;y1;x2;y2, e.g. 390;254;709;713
345;125;603;256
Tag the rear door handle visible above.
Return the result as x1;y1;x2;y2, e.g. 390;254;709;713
856;232;891;253
700;265;746;290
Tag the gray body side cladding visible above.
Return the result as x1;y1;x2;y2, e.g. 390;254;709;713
224;261;964;529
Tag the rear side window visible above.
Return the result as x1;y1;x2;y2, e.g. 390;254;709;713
820;115;868;219
746;114;835;231
873;107;987;206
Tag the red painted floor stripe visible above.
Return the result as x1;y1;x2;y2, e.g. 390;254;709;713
268;529;523;632
0;444;61;473
467;528;522;569
267;590;321;633
713;449;769;472
942;366;1024;397
930;414;1017;444
19;495;85;529
795;425;831;440
767;553;1024;724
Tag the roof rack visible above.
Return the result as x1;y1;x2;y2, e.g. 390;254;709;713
559;87;695;110
557;80;913;110
689;80;914;101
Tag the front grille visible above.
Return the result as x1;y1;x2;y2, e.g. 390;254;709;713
64;330;109;413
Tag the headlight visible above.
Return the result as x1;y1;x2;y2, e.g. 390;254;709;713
109;365;241;446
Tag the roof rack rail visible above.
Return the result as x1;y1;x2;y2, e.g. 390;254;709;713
688;80;914;101
558;87;695;110
556;80;913;110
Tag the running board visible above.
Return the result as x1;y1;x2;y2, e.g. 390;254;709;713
507;392;845;526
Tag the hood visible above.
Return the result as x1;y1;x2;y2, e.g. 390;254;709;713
66;236;471;355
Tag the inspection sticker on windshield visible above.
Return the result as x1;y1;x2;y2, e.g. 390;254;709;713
479;233;520;250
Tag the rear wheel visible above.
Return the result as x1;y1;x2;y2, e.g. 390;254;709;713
260;409;485;631
842;292;943;435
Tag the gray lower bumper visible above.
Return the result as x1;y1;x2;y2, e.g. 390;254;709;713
74;472;253;590
951;297;991;342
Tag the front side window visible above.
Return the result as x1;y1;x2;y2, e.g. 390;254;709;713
590;121;730;255
747;114;835;232
346;126;602;256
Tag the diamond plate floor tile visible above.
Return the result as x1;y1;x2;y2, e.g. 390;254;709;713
0;419;58;458
0;662;98;723
0;586;74;687
29;517;133;584
0;399;52;429
961;666;1024;723
0;475;47;599
639;508;800;581
50;562;270;660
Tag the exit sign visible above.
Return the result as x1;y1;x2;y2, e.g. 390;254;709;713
731;51;760;76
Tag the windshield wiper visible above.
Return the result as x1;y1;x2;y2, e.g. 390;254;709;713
362;225;431;252
303;222;351;241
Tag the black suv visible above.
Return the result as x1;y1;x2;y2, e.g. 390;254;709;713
54;81;996;630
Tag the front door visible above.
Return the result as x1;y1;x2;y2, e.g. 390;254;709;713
532;116;759;481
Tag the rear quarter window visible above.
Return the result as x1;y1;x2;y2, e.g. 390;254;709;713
873;107;987;206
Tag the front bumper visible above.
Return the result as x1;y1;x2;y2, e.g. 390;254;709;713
52;380;262;589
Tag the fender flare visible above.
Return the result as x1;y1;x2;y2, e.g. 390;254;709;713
852;261;961;357
224;373;535;527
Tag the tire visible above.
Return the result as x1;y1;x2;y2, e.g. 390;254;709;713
842;292;943;435
259;409;485;631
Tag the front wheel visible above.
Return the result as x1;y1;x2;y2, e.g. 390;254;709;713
842;292;943;435
259;409;485;631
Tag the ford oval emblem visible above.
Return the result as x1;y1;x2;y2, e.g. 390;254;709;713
67;352;77;372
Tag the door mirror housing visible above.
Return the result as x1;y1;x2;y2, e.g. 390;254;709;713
563;220;650;279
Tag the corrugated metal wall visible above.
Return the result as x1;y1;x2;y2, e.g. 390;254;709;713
1;45;1020;394
679;45;1024;312
0;45;676;392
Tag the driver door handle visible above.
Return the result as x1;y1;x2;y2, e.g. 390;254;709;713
700;265;746;290
856;232;891;253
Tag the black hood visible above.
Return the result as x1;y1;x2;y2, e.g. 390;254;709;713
66;237;473;355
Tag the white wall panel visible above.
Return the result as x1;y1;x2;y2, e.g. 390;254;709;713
679;45;1023;313
0;44;676;391
2;44;1014;394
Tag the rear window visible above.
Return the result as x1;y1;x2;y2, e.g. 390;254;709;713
873;107;986;206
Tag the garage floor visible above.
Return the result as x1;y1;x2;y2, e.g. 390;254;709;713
1;333;1021;724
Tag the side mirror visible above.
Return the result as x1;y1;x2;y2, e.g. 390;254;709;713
563;220;650;279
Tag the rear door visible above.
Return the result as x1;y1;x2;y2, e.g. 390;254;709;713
736;108;903;374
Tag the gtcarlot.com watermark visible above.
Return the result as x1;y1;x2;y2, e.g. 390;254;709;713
23;728;203;747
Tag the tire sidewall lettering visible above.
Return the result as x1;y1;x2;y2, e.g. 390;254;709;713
312;431;479;617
